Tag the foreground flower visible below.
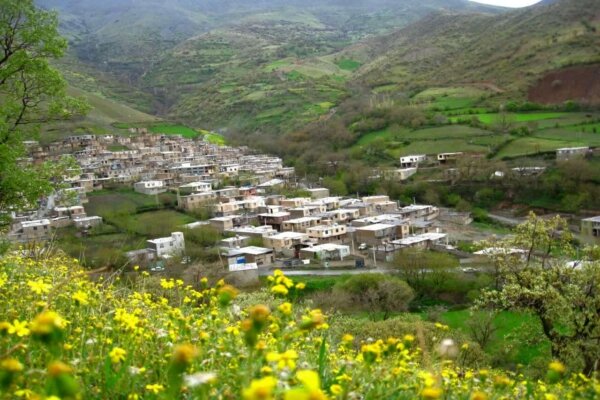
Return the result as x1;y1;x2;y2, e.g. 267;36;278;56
145;384;164;394
243;376;277;400
109;347;127;364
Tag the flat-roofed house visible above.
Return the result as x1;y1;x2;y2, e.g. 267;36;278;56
258;211;290;232
354;223;397;246
8;219;51;243
300;243;350;261
307;188;330;199
400;154;427;168
134;180;166;195
263;232;309;253
306;224;348;244
282;217;322;233
557;147;590;161
581;216;600;244
226;246;274;267
147;232;185;259
437;152;463;164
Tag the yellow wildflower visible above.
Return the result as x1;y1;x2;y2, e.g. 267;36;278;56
0;358;24;372
72;290;89;305
145;384;164;394
27;279;51;295
109;347;127;364
243;376;277;400
421;387;443;399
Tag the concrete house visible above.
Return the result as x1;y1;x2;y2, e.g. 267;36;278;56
263;232;309;252
179;181;212;194
178;192;216;212
282;217;323;233
400;154;427;168
581;216;600;244
134;180;166;195
354;223;397;246
226;246;274;267
8;219;51;243
557;147;590;161
399;205;439;222
147;232;185;259
437;152;463;164
307;224;348;244
258;211;290;232
307;188;330;199
300;243;350;261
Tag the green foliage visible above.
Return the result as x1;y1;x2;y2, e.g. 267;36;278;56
331;274;415;320
0;0;89;229
479;214;600;374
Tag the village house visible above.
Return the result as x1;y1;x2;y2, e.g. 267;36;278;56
289;205;327;218
581;216;600;244
307;197;340;211
134;180;166;195
227;225;277;239
258;211;290;232
321;209;361;224
400;154;427;168
8;219;52;243
557;146;590;161
263;231;309;253
147;232;185;259
179;181;212;194
280;197;311;208
220;235;251;249
300;243;350;262
398;205;440;222
354;223;399;246
210;217;237;232
306;224;348;244
282;217;323;233
226;246;274;267
306;188;330;199
178;192;217;212
437;152;463;164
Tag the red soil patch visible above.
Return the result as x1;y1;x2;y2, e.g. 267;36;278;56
528;64;600;105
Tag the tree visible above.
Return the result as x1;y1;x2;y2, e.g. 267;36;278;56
478;213;600;375
0;0;89;228
393;249;459;294
333;274;414;320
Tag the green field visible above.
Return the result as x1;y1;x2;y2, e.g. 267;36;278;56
86;189;177;217
494;137;588;159
335;59;361;72
148;124;200;138
450;112;568;125
413;87;488;111
435;310;550;366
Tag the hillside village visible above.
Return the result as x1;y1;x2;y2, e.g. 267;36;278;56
7;130;599;280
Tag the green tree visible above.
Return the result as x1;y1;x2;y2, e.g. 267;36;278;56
478;213;600;375
0;0;89;228
333;274;414;320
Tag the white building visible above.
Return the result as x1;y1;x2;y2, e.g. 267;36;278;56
300;243;350;261
556;147;590;161
147;232;185;258
400;154;427;168
134;180;166;195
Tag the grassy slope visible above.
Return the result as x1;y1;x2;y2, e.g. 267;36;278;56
348;0;600;98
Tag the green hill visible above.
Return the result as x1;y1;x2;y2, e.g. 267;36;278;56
348;0;600;100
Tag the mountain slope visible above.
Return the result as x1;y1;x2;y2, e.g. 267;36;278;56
347;0;600;99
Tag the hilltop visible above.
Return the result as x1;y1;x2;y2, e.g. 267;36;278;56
348;0;600;100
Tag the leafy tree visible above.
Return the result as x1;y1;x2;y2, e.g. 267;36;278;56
478;213;600;375
0;0;89;228
333;274;414;320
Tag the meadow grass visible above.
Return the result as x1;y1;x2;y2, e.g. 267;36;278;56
0;256;593;399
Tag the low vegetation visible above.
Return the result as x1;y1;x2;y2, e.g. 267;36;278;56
1;253;598;399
